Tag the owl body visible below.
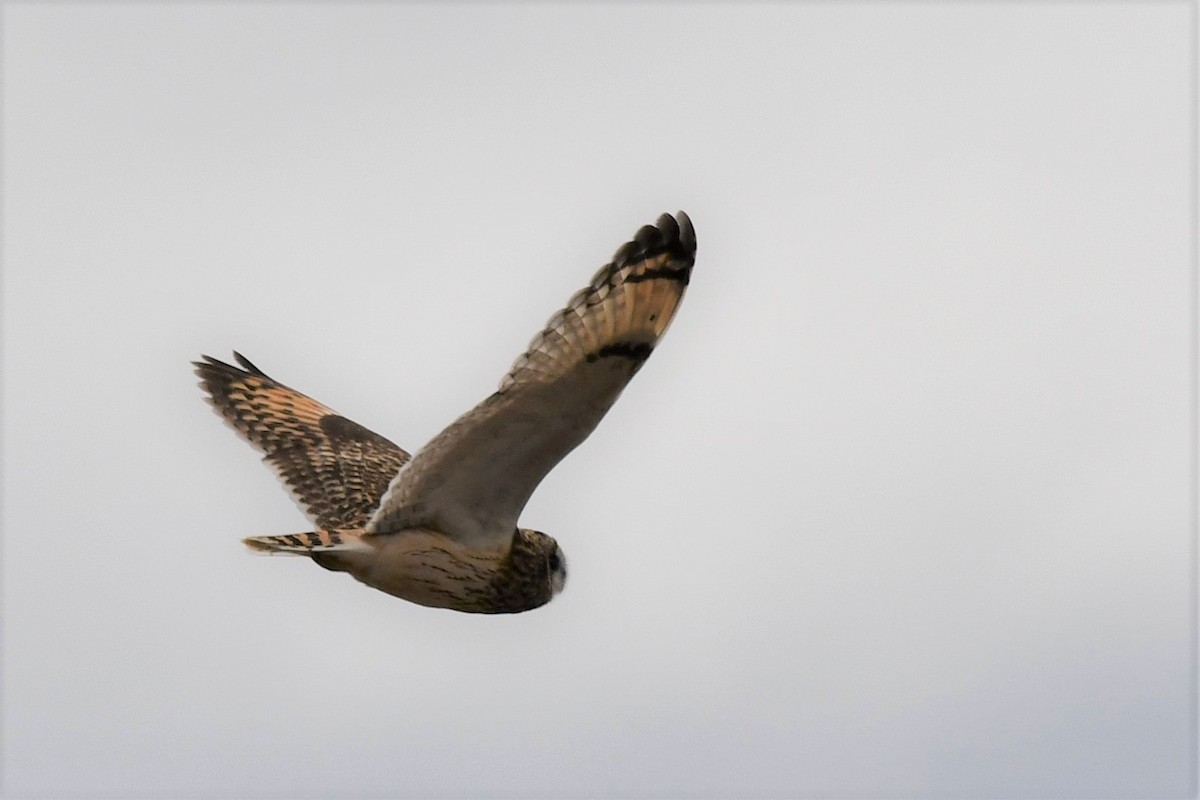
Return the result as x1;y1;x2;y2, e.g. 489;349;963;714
196;211;694;613
276;527;562;614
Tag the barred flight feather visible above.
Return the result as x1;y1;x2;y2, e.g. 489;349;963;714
194;354;410;529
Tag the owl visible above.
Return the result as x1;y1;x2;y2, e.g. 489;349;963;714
195;211;695;613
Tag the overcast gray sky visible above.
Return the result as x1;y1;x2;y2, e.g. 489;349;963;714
2;3;1194;798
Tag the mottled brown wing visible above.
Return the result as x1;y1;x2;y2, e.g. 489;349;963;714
194;353;410;529
366;211;695;548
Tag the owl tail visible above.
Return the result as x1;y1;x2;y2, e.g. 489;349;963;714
242;529;370;555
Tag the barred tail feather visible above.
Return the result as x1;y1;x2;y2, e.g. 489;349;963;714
242;529;371;555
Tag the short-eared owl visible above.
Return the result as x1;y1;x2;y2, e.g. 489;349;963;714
195;211;695;613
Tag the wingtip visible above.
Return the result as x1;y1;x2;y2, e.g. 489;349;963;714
610;210;697;270
192;354;224;384
193;353;264;409
675;210;695;253
232;351;266;376
192;352;268;381
651;210;695;258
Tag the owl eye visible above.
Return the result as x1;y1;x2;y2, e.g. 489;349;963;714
548;551;561;571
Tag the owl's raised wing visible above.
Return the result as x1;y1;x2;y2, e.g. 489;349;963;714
195;353;410;529
366;211;695;548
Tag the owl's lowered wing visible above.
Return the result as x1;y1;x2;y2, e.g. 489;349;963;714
366;211;695;548
194;353;410;529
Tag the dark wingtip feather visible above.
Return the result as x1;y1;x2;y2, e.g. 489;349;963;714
656;213;680;242
232;351;267;376
195;353;233;371
193;354;227;382
610;211;697;270
675;210;696;254
192;352;270;383
633;223;664;248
